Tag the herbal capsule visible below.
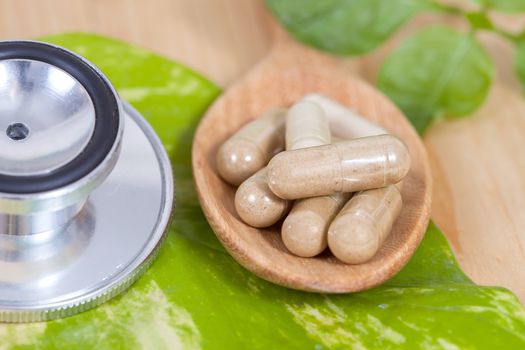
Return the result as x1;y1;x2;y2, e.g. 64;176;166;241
282;100;338;256
235;168;290;228
267;134;410;200
303;93;386;139
216;108;286;185
282;192;351;257
327;185;402;264
286;100;330;150
282;99;382;257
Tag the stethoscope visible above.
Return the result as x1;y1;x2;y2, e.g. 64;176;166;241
0;41;174;322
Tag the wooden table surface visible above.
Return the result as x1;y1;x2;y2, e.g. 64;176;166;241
1;0;525;303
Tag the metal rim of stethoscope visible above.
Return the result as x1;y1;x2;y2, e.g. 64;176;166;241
0;40;174;322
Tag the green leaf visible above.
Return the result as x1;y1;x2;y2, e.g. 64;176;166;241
378;26;494;134
2;33;523;349
265;0;431;55
516;40;525;90
474;0;525;12
465;11;493;30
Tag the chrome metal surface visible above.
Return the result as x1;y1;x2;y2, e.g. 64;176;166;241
0;43;124;237
0;199;85;235
0;103;174;322
0;59;96;176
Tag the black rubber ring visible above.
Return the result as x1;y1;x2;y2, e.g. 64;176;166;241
0;41;120;194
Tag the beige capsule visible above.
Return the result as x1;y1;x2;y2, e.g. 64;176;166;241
281;99;386;257
327;185;402;264
302;93;386;139
267;134;410;200
282;99;339;257
282;192;351;257
235;168;291;228
286;100;330;150
216;107;286;186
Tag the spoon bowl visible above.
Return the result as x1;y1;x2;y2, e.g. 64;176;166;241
192;26;432;293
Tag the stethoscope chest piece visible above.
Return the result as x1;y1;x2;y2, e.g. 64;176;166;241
0;41;174;322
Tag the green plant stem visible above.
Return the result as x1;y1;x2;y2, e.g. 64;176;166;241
431;1;521;43
493;27;521;43
430;1;463;15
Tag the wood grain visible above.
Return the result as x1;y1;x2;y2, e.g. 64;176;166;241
1;0;525;301
191;32;432;292
0;0;271;86
426;83;525;301
425;26;525;304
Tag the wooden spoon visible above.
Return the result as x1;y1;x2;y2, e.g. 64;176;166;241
192;23;432;293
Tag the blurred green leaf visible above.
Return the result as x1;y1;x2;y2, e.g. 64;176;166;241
465;11;493;30
515;40;525;91
379;26;494;133
265;0;432;55
474;0;525;12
